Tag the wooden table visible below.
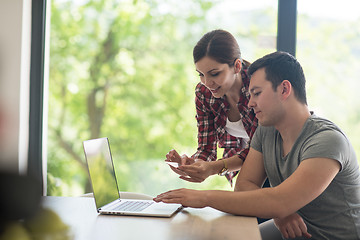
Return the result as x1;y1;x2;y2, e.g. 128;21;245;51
42;196;261;240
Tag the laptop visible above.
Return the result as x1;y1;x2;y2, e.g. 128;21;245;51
83;137;182;217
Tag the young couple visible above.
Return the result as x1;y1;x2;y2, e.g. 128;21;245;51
160;30;360;239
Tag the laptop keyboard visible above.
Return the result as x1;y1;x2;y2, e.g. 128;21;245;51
114;201;153;212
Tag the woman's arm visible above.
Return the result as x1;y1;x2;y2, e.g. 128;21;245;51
191;83;218;162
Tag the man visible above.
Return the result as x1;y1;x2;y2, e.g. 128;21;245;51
154;51;360;239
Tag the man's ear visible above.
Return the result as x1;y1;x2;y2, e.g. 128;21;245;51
280;80;292;100
234;59;242;73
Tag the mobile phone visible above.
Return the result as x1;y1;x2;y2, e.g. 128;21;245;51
165;161;179;168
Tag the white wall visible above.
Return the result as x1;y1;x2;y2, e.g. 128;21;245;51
0;0;31;174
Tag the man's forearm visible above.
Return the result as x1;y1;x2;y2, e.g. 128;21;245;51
205;188;285;219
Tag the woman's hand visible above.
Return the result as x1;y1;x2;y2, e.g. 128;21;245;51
177;161;218;183
165;149;195;177
274;213;312;239
166;149;194;165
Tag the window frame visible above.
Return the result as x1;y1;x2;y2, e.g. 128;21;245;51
28;0;47;193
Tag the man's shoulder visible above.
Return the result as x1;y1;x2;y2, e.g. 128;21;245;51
300;115;354;165
305;114;345;138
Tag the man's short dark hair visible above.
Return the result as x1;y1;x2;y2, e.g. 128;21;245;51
248;51;307;105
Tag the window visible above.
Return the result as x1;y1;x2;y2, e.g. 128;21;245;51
46;0;277;196
297;0;360;162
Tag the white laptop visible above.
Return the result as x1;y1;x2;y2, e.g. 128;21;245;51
83;137;182;217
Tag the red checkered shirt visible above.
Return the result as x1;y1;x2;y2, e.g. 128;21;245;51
191;63;258;185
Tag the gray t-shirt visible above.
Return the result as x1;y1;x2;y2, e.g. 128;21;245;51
251;114;360;239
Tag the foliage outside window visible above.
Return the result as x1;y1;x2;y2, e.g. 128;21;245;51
297;0;360;163
46;0;281;196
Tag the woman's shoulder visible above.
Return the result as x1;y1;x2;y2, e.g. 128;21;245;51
195;82;227;113
195;82;206;91
195;82;212;98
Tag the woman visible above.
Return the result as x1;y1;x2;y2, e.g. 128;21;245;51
166;29;258;186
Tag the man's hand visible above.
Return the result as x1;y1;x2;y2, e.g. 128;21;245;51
153;188;207;208
274;213;312;239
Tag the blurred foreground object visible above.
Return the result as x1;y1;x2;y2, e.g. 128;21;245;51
0;172;72;239
25;208;69;234
0;221;31;240
0;172;42;221
0;172;42;233
0;208;72;240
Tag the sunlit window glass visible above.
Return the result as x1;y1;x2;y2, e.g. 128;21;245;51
47;0;277;196
297;0;360;163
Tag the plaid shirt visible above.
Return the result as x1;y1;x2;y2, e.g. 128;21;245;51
191;63;258;185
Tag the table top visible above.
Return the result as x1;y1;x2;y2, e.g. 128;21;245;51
42;196;261;240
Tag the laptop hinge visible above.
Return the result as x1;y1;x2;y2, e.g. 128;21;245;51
100;198;121;211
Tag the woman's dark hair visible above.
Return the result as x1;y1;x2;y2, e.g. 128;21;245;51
193;29;249;67
248;51;307;105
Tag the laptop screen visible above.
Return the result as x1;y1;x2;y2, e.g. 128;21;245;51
83;138;120;209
